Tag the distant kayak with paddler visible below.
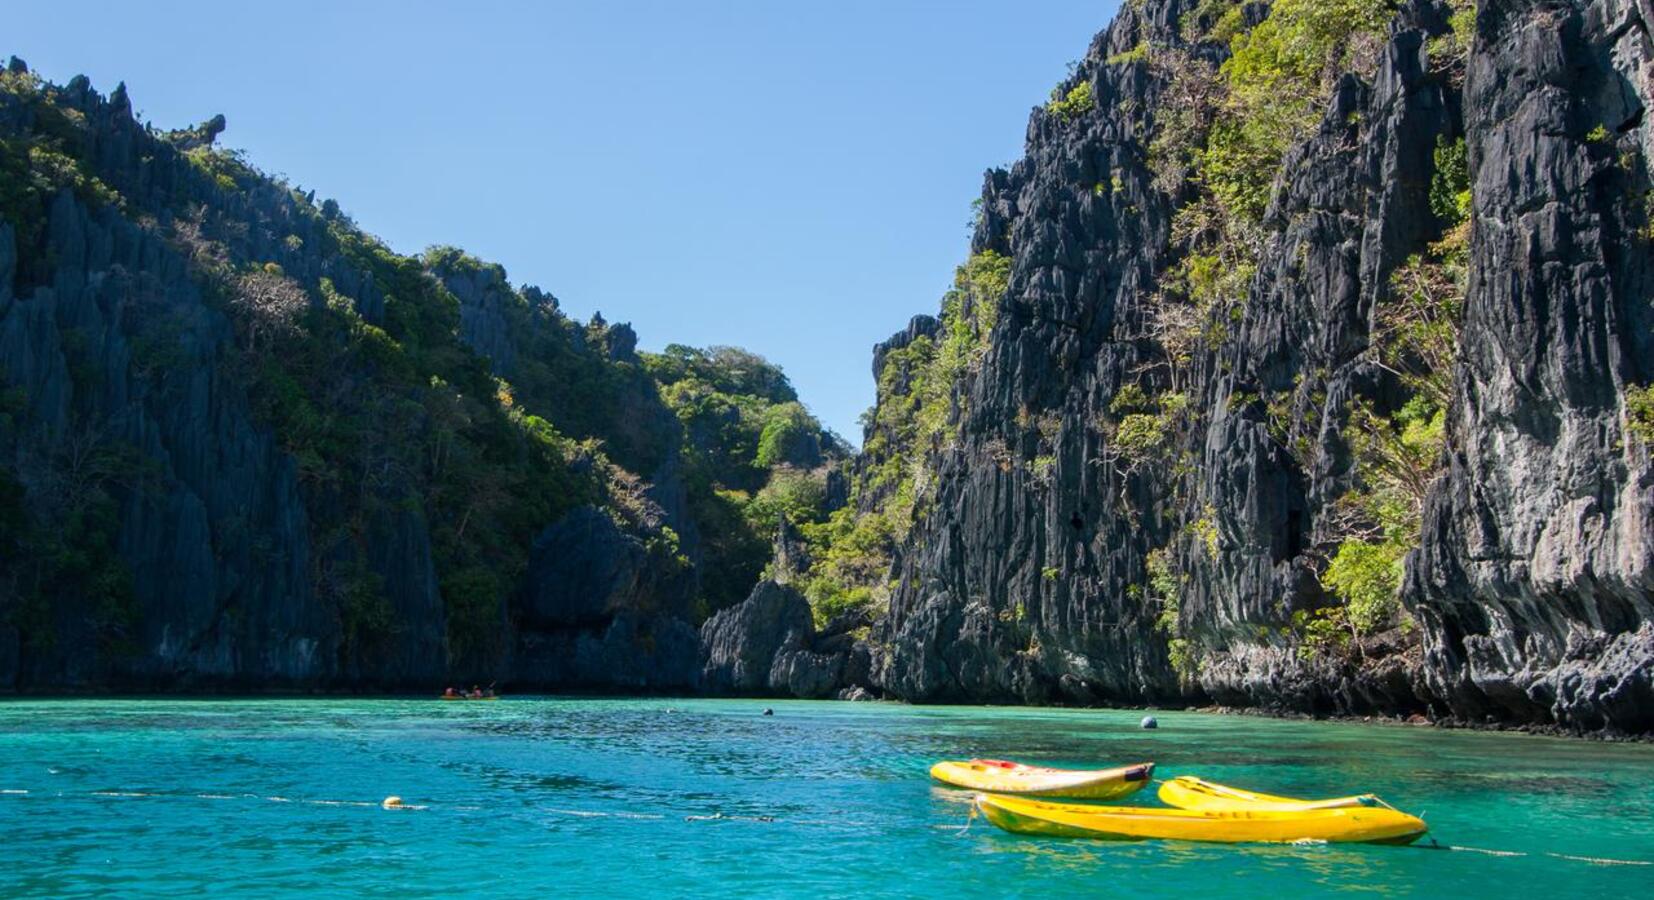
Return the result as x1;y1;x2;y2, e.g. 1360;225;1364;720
439;686;500;701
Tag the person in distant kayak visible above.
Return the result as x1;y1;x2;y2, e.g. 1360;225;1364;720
443;687;458;698
470;685;483;699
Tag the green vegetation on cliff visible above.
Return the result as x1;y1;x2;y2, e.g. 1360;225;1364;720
643;344;844;614
800;0;1474;668
1145;0;1469;660
782;249;1010;626
0;68;122;283
0;63;839;679
0;68;139;661
1204;0;1394;223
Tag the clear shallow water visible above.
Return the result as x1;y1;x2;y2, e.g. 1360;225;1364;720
1;699;1650;898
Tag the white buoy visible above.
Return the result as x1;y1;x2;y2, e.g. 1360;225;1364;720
1140;715;1159;730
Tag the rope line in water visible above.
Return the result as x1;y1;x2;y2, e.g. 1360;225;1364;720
1543;852;1651;867
66;789;398;810
1421;842;1652;866
684;812;776;823
546;807;665;821
1373;840;1653;868
1424;843;1524;857
4;787;850;827
8;788;1651;866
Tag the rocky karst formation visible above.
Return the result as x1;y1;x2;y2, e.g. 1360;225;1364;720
2;0;1650;736
0;60;840;692
1407;0;1654;731
819;0;1651;735
698;520;871;699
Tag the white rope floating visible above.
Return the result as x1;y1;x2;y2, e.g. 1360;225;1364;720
7;788;1652;866
1435;843;1526;857
1416;841;1651;867
1543;852;1652;867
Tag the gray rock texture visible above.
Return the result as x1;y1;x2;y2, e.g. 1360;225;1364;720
4;0;1651;733
0;70;706;694
1406;0;1654;733
699;580;849;698
842;0;1653;734
516;505;699;688
0;185;335;688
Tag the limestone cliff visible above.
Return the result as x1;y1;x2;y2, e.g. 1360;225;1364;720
4;0;1651;735
0;61;840;691
831;0;1652;735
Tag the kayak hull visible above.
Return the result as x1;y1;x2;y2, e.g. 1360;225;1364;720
930;760;1153;799
975;793;1427;845
1158;776;1379;812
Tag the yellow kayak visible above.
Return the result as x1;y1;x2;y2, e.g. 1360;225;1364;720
975;793;1427;844
1158;776;1381;812
439;695;500;701
930;759;1154;799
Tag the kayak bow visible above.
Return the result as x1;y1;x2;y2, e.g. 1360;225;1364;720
930;759;1154;799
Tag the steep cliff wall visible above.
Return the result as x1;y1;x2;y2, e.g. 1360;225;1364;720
0;76;342;689
835;0;1653;735
1408;0;1654;732
0;63;842;692
3;2;1650;732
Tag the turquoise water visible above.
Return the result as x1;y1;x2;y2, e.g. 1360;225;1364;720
1;699;1651;897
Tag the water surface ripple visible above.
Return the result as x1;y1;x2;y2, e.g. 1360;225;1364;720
2;698;1650;897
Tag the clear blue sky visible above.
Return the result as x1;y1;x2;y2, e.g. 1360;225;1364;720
9;1;1119;441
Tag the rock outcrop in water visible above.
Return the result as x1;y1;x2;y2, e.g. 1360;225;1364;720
698;521;871;699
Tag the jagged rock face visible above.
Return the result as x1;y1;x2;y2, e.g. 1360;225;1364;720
872;0;1196;705
1181;7;1456;715
0;71;705;693
0;80;455;689
860;0;1654;734
1407;0;1654;733
699;580;845;698
516;505;697;689
355;506;448;684
438;260;520;375
0;192;338;688
5;2;1650;731
870;315;941;382
515;609;701;691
